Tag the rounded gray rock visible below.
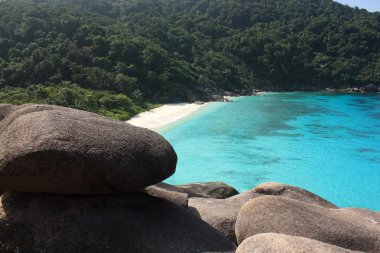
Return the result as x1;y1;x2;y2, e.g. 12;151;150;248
0;104;177;194
253;182;337;208
235;196;380;252
177;182;239;199
0;191;236;253
189;189;263;244
236;233;364;253
153;182;211;198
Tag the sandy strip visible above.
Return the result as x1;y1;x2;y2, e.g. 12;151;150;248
126;103;208;130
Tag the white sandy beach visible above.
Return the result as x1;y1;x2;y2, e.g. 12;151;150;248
126;103;208;130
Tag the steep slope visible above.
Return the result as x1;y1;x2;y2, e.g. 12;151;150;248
0;0;379;118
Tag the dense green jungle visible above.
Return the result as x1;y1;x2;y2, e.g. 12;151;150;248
0;0;379;119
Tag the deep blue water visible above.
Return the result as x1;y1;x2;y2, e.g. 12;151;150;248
162;92;380;210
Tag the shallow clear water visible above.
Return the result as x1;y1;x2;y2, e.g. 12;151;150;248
162;92;380;210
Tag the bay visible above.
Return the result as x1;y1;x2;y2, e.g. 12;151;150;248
162;92;380;210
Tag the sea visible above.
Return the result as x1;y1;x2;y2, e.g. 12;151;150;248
161;92;380;211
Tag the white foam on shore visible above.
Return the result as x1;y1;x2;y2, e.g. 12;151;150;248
126;103;208;130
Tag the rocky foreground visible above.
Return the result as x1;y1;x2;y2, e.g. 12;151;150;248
0;104;379;253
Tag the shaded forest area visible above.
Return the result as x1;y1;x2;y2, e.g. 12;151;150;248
0;0;379;119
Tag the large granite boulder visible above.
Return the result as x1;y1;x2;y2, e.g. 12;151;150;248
253;182;337;208
236;233;364;253
0;104;177;194
176;182;239;199
235;196;380;252
189;189;262;244
0;191;236;253
188;182;338;244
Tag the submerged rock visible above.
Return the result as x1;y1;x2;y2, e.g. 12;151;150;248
235;196;380;252
236;233;364;253
253;182;337;208
0;104;177;194
0;191;236;253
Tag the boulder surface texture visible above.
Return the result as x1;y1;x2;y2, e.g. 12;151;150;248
0;191;236;253
236;233;365;253
252;182;337;208
189;181;338;244
189;189;262;244
176;181;239;199
235;196;380;253
0;104;177;194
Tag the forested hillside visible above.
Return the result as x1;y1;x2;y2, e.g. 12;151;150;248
0;0;379;119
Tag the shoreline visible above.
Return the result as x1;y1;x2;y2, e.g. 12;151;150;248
126;88;379;131
126;94;262;131
126;102;209;130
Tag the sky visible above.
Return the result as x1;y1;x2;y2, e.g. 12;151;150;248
335;0;380;12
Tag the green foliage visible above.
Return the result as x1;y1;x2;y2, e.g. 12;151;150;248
0;83;158;120
0;0;379;119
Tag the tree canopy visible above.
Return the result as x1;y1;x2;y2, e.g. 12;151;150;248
0;0;379;118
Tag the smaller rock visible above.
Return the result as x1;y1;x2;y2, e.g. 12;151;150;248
253;182;337;208
235;196;380;252
153;182;210;198
236;233;364;253
189;189;262;244
177;182;239;199
364;84;378;92
144;185;188;208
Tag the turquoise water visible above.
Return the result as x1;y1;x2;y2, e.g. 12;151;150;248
162;92;380;210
